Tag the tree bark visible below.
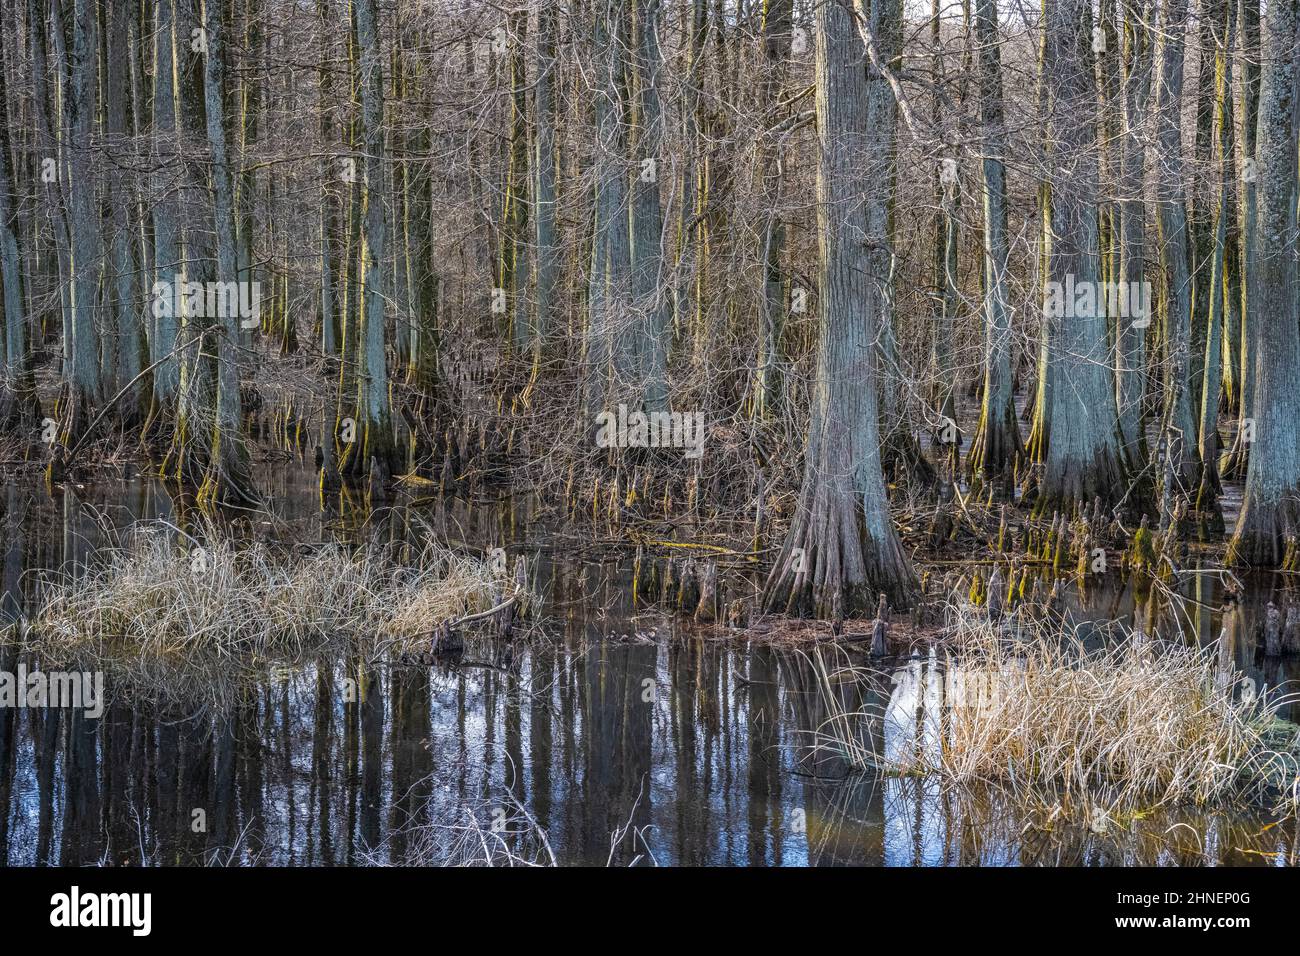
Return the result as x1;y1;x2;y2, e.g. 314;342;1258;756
762;0;918;617
1116;0;1153;468
1227;0;1300;567
1151;0;1201;507
967;0;1023;493
1036;0;1131;514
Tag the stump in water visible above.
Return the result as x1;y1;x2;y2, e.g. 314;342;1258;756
726;599;748;629
870;594;889;657
513;556;528;614
1263;601;1283;656
1127;514;1157;573
1028;576;1044;612
431;622;463;656
366;456;387;504
1285;600;1300;655
927;478;955;546
986;565;1004;622
1209;617;1235;694
676;559;701;614
694;560;718;624
1046;579;1063;618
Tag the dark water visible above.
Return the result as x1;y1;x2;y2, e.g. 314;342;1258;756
0;469;1297;866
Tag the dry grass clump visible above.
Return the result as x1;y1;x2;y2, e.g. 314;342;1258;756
808;603;1300;819
27;521;529;705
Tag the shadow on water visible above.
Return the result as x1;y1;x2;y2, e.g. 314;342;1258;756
0;468;1297;866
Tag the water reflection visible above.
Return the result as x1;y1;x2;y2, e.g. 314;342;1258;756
0;471;1296;866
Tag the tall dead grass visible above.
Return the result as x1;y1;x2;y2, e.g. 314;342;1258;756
806;603;1300;819
23;521;530;707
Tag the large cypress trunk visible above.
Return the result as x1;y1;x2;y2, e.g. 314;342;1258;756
874;0;936;491
0;0;36;430
1195;0;1235;532
1227;0;1300;567
762;0;917;618
199;0;254;503
345;0;399;478
1151;0;1201;502
532;0;559;355
1036;0;1131;514
967;0;1022;494
1116;0;1153;467
105;0;146;429
928;0;961;460
584;0;632;417
498;10;529;353
750;0;793;422
1222;0;1262;479
61;0;105;444
150;0;182;414
629;0;670;415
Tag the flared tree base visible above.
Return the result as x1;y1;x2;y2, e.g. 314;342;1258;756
1227;493;1300;569
1034;445;1133;519
882;430;937;492
762;480;919;618
967;400;1023;500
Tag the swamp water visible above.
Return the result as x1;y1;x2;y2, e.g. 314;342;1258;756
0;468;1297;866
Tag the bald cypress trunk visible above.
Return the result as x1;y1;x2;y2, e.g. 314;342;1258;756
1151;0;1201;510
1116;0;1153;467
1222;0;1262;479
749;0;793;422
105;0;146;429
60;0;105;446
1036;0;1131;514
629;0;670;414
1188;0;1219;420
317;0;340;359
200;0;253;504
498;10;529;353
150;0;182;414
28;0;69;373
1195;0;1235;533
346;0;398;478
532;0;559;355
674;0;707;368
762;0;918;617
1227;0;1300;567
929;0;960;460
585;0;631;416
0;2;36;430
165;0;219;485
875;0;936;490
967;0;1022;493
